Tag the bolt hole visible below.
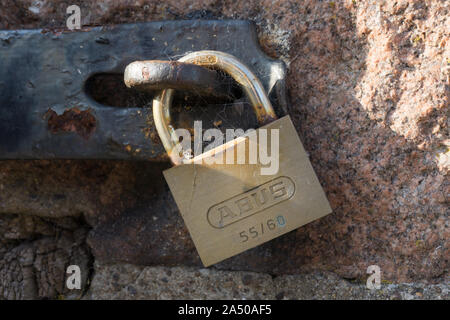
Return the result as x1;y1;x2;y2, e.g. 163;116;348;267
84;73;154;108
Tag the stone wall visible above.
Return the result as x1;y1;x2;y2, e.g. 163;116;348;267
0;0;448;299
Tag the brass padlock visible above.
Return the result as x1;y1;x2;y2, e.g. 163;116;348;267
153;51;332;267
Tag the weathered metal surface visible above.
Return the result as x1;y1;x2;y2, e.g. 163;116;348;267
124;60;234;99
0;20;287;160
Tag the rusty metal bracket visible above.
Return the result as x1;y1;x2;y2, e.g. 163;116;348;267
0;20;287;160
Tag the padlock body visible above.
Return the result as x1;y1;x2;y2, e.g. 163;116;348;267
164;116;332;266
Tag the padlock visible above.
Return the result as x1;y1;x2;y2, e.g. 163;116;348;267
153;51;332;267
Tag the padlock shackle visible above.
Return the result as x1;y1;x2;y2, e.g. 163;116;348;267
153;50;277;165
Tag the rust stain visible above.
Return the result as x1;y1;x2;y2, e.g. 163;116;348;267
149;131;162;145
254;105;277;125
45;107;96;140
142;66;150;80
192;55;218;66
258;34;282;59
256;113;277;126
143;114;162;145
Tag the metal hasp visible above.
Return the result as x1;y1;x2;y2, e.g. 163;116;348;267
0;20;287;160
